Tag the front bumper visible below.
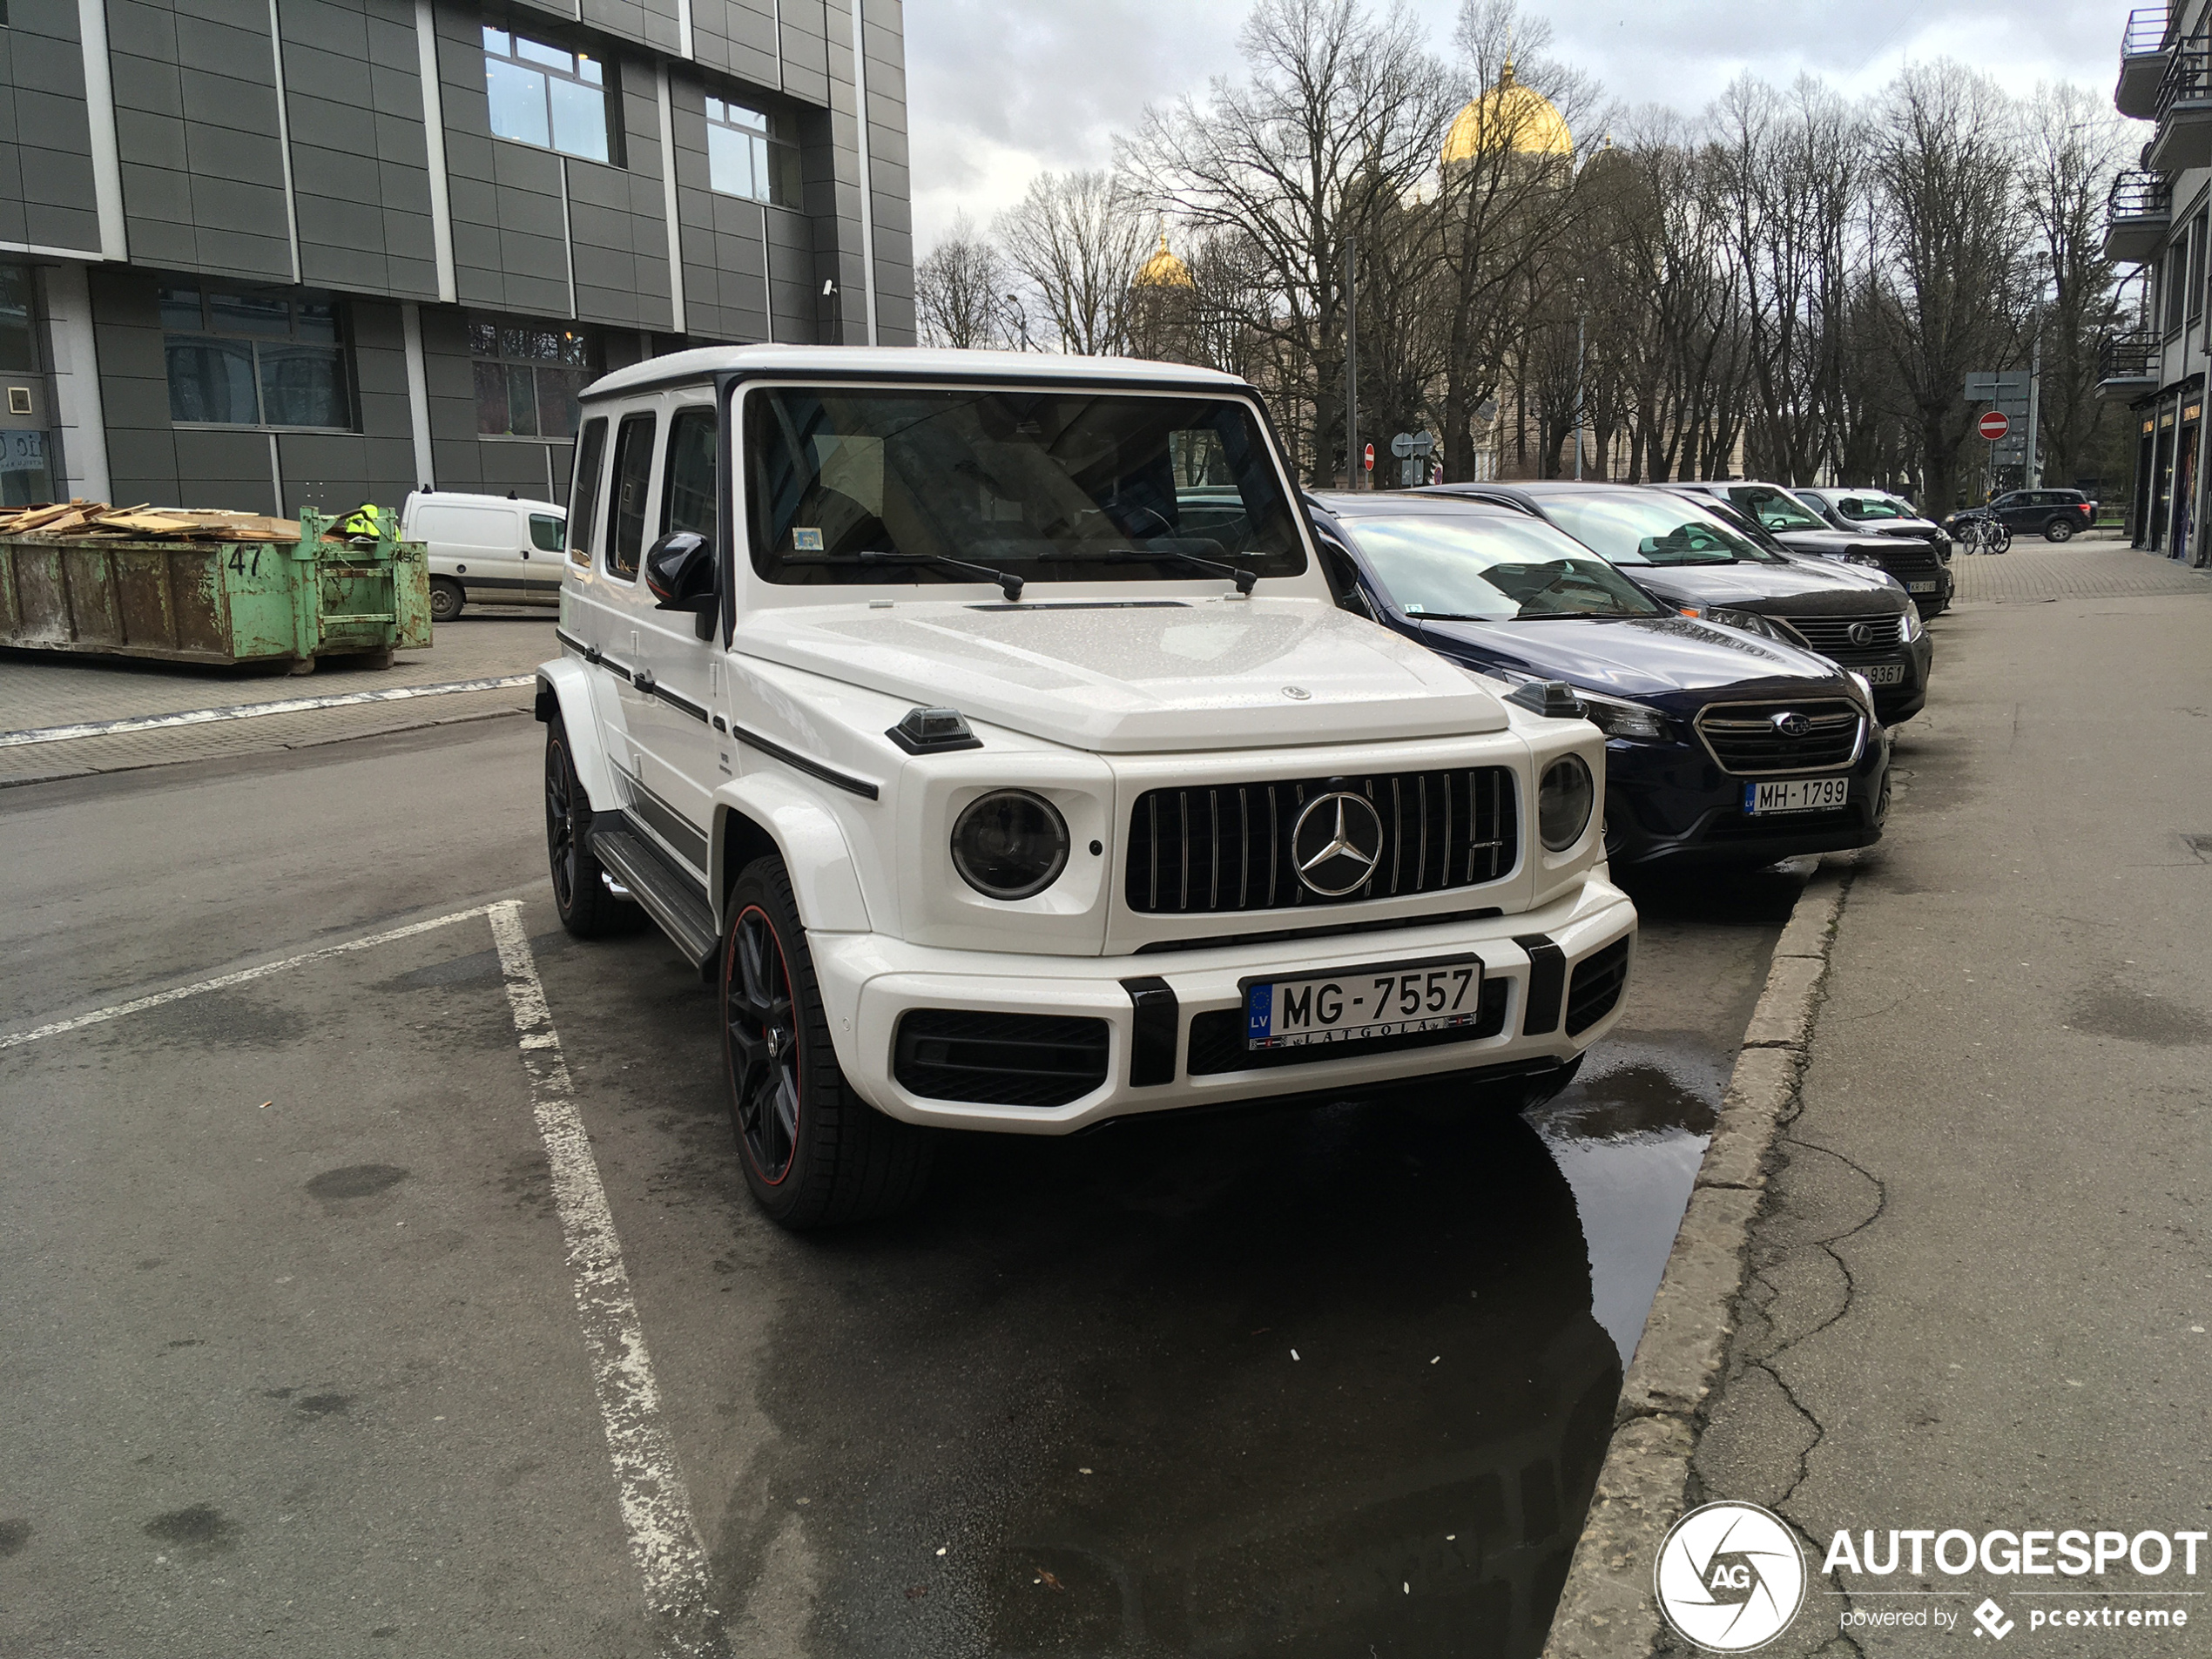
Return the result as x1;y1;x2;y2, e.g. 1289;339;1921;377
1605;726;1890;867
808;878;1638;1133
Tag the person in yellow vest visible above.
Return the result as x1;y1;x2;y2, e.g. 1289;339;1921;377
339;502;387;538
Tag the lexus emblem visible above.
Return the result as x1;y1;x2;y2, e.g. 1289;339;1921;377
1846;621;1874;647
1770;711;1811;738
1291;792;1385;896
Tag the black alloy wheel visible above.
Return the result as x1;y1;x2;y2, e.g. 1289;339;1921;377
725;905;800;1185
543;717;631;937
718;856;934;1229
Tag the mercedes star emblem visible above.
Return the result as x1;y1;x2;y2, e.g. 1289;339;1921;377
1291;792;1385;896
1281;685;1312;700
1846;621;1874;647
1770;711;1811;738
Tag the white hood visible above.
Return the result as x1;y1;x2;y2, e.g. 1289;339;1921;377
735;597;1508;752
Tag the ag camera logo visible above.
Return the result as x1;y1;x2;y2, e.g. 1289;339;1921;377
1656;1501;1808;1651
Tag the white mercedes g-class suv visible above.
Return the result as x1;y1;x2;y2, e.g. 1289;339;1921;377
535;347;1636;1228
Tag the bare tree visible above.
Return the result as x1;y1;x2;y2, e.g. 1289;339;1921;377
914;216;1009;349
1869;62;2030;511
997;170;1151;356
2020;82;2134;487
1121;0;1454;482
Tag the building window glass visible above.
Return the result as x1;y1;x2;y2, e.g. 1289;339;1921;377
705;96;799;205
2168;230;2190;335
469;317;592;439
2191;212;2209;323
162;283;351;429
483;25;612;164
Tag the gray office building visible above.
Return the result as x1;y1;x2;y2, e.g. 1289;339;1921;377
0;0;913;515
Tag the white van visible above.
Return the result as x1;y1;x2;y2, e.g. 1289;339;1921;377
402;491;567;621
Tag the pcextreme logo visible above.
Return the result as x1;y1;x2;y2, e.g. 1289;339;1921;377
1655;1501;1810;1651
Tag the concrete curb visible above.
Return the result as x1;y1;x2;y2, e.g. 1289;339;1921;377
1541;864;1851;1659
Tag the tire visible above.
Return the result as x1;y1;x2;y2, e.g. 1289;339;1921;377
543;716;633;938
429;577;464;622
2044;516;2075;543
721;855;934;1229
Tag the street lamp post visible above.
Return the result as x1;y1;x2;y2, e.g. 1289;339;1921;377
1004;293;1033;353
1573;293;1587;482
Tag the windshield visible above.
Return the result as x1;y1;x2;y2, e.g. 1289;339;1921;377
1339;513;1666;620
1836;494;1909;521
1534;493;1787;566
743;386;1308;586
1730;485;1826;532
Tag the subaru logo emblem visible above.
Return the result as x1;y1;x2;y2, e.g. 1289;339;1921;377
1847;621;1874;647
1770;711;1811;738
1291;792;1385;896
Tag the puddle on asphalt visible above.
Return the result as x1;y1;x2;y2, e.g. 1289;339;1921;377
726;1064;1730;1658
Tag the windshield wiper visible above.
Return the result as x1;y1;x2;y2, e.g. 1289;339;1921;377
1065;548;1258;594
789;549;1025;602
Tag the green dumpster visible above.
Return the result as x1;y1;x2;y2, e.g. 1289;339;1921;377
0;507;430;669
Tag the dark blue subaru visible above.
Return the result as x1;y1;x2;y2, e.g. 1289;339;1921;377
1307;492;1890;868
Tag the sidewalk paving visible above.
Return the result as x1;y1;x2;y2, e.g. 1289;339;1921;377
0;611;555;785
1676;543;2212;1654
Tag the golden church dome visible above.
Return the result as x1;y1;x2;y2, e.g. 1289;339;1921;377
1442;60;1572;165
1133;233;1196;290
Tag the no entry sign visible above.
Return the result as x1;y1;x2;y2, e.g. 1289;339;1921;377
1977;409;2012;442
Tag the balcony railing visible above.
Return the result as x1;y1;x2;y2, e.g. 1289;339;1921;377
2105;170;2174;263
2151;35;2212;168
2121;7;2175;117
2097;330;2161;390
2124;5;2172;54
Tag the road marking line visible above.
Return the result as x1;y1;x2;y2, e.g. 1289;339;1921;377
0;674;536;748
0;904;499;1051
487;900;728;1657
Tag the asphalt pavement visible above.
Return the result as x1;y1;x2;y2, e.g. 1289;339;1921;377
0;705;1801;1657
1682;544;2212;1656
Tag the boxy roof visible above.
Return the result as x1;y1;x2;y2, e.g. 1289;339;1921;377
580;344;1251;403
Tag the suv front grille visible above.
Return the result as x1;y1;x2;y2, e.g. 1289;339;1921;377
1125;767;1517;915
1858;539;1944;581
1695;699;1865;775
1775;611;1905;657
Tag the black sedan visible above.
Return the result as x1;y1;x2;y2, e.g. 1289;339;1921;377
1415;481;1933;725
1308;493;1890;868
1665;480;1952;616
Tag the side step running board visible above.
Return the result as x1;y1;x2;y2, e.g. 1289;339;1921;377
590;815;719;974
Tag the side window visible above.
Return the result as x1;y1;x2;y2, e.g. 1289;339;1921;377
606;412;656;580
529;512;563;552
662;406;717;537
569;417;606;565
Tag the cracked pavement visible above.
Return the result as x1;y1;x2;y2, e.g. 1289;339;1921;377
1676;550;2212;1656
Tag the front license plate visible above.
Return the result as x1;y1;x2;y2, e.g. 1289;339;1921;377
1744;778;1851;815
1245;954;1483;1050
1863;663;1906;685
1907;580;1939;593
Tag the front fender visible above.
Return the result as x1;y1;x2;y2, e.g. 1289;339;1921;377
711;773;873;936
535;658;617;810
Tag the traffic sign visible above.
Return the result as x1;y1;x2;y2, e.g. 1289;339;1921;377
1363;442;1374;472
1391;432;1414;458
1977;410;2011;442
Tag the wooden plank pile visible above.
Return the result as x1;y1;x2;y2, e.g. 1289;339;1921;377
0;499;305;543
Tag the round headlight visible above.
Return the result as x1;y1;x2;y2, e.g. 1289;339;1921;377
951;790;1069;900
1538;755;1595;852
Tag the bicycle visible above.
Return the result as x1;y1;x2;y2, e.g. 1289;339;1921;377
1953;509;2010;555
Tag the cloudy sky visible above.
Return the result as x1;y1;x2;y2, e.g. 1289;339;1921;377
902;0;2125;253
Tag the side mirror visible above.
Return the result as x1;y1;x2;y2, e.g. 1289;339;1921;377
645;531;716;615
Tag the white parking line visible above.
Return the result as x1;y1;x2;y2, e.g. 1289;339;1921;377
0;674;535;748
0;904;500;1050
486;901;728;1656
